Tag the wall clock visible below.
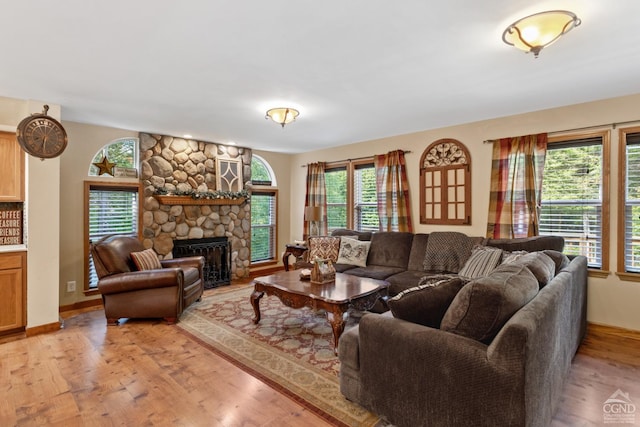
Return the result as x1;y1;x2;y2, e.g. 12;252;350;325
16;105;68;159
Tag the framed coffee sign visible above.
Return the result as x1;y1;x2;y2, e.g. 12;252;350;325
0;204;23;245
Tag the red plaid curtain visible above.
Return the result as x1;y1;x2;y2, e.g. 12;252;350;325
486;133;547;239
375;150;413;232
304;162;327;237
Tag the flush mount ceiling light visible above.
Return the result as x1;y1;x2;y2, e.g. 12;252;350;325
265;107;299;128
502;10;581;58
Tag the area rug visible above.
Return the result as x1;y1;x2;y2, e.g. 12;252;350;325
176;284;380;427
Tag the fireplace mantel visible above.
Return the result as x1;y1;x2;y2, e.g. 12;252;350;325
153;195;246;206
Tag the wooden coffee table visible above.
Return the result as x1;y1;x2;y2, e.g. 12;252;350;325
250;270;388;354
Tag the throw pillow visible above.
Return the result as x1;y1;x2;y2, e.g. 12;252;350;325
388;277;467;328
501;250;528;264
130;248;162;271
543;250;571;275
337;237;371;267
506;251;556;287
440;263;539;344
308;236;341;263
458;246;503;279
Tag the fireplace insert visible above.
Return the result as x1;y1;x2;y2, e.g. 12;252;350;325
172;237;230;288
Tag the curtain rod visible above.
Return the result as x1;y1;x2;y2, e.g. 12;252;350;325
301;150;412;167
482;119;640;144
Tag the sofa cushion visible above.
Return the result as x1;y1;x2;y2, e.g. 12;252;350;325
385;270;433;296
505;251;556;287
423;232;483;273
331;228;373;241
388;277;467;328
337;237;371;267
130;248;162;271
343;265;405;280
407;233;430;271
486;235;564;252
440;263;539;343
366;232;414;269
307;236;341;263
458;246;503;279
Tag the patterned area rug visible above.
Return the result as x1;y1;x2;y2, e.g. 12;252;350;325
176;284;380;427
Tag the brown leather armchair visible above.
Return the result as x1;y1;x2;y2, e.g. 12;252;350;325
90;235;205;325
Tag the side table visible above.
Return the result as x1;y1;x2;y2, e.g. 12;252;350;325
282;243;307;271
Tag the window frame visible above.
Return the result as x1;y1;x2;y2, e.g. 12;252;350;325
84;181;142;294
542;131;610;276
325;158;378;232
617;126;640;281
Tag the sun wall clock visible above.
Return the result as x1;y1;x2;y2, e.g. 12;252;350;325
16;105;68;159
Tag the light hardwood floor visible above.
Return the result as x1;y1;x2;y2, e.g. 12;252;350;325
1;287;639;426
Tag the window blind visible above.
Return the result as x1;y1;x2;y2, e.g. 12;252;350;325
624;133;640;272
540;138;603;268
325;168;347;231
251;192;276;262
88;187;139;288
354;165;379;231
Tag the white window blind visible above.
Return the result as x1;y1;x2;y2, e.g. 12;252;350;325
251;192;276;262
88;186;139;288
624;133;640;272
540;138;603;268
354;164;379;231
325;168;347;232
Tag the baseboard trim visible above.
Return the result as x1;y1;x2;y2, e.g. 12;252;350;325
26;321;62;337
587;321;640;339
59;298;103;313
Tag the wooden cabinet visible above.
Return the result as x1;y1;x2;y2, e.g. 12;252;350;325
0;131;25;202
0;251;26;334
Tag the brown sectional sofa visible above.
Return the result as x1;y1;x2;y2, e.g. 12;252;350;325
290;229;587;427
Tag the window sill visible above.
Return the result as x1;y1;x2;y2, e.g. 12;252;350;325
83;288;100;297
588;269;611;279
615;272;640;283
251;260;278;268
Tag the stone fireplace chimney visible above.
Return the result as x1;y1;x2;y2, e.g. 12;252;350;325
139;132;252;279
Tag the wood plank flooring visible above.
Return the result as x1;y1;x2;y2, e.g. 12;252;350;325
1;287;639;426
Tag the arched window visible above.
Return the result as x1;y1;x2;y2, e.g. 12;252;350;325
251;155;278;264
251;154;277;186
88;137;138;177
420;139;471;225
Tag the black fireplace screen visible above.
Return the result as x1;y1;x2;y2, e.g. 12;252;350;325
172;237;230;289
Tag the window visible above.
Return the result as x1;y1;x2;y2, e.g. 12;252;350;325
85;182;141;291
420;139;471;225
539;132;610;270
89;138;137;177
251;190;277;262
325;166;347;231
618;128;640;276
325;159;378;232
354;164;379;231
250;155;277;264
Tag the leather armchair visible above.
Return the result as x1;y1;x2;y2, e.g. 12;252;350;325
90;235;205;325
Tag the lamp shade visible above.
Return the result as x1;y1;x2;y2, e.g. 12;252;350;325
502;10;581;57
266;107;300;127
305;206;322;222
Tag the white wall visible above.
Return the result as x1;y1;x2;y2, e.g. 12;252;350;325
0;96;61;329
290;93;640;332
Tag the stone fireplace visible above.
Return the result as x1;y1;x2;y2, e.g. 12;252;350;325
139;132;251;280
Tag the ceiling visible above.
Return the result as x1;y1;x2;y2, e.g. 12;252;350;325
2;1;640;153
